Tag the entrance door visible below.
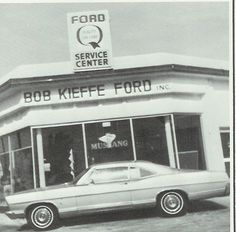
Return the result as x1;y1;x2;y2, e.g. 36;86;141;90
174;115;205;170
132;116;170;166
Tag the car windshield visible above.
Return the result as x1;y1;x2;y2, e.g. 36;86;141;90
71;168;90;184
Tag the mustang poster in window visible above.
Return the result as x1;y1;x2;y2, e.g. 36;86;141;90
67;10;112;72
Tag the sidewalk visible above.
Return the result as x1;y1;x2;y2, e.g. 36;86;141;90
0;201;25;232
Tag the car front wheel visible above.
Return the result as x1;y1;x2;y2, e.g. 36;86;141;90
27;204;58;231
157;191;187;217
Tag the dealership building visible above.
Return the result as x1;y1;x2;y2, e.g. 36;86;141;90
0;52;230;196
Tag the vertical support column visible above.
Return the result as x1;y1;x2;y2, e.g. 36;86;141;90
164;116;176;168
36;128;46;188
130;119;137;161
82;124;89;168
170;114;180;169
7;135;14;194
30;128;37;189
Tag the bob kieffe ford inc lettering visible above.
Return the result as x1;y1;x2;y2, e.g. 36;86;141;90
22;79;167;104
67;10;112;71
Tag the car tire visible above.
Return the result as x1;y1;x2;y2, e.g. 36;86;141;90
157;191;187;217
27;204;58;231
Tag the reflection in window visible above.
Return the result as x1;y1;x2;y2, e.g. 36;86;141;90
0;128;34;195
8;128;33;193
91;167;129;183
11;128;31;150
41;125;85;186
0;154;11;198
0;136;8;153
0;136;11;198
14;148;34;192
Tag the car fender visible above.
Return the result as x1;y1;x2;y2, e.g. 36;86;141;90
24;200;59;217
156;188;189;202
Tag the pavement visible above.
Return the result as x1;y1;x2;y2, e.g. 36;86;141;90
0;196;231;232
0;202;25;232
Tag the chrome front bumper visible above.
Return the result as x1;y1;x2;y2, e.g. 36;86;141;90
5;210;25;220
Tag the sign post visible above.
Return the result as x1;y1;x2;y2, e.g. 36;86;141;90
67;10;113;72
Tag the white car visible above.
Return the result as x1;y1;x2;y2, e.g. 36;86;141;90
5;161;229;230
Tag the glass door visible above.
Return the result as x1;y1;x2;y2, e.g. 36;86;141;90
132;116;170;166
174;115;206;170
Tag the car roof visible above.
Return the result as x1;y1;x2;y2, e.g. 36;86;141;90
89;160;155;169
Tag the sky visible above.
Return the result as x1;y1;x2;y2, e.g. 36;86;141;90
0;1;230;78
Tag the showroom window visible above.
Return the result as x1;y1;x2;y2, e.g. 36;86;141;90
85;120;133;165
174;115;206;170
10;128;34;193
220;128;230;176
0;127;34;196
40;125;86;186
32;114;207;188
0;136;11;199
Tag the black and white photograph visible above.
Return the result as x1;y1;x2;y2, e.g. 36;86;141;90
0;1;233;232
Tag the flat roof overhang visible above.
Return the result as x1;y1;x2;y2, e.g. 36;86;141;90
0;64;229;95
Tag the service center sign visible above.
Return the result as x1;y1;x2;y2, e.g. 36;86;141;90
67;10;112;72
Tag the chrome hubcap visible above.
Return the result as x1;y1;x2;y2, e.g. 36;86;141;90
161;192;183;214
164;195;180;211
32;206;53;228
36;209;51;224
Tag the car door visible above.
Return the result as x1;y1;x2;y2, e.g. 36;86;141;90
75;166;132;213
129;165;158;207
